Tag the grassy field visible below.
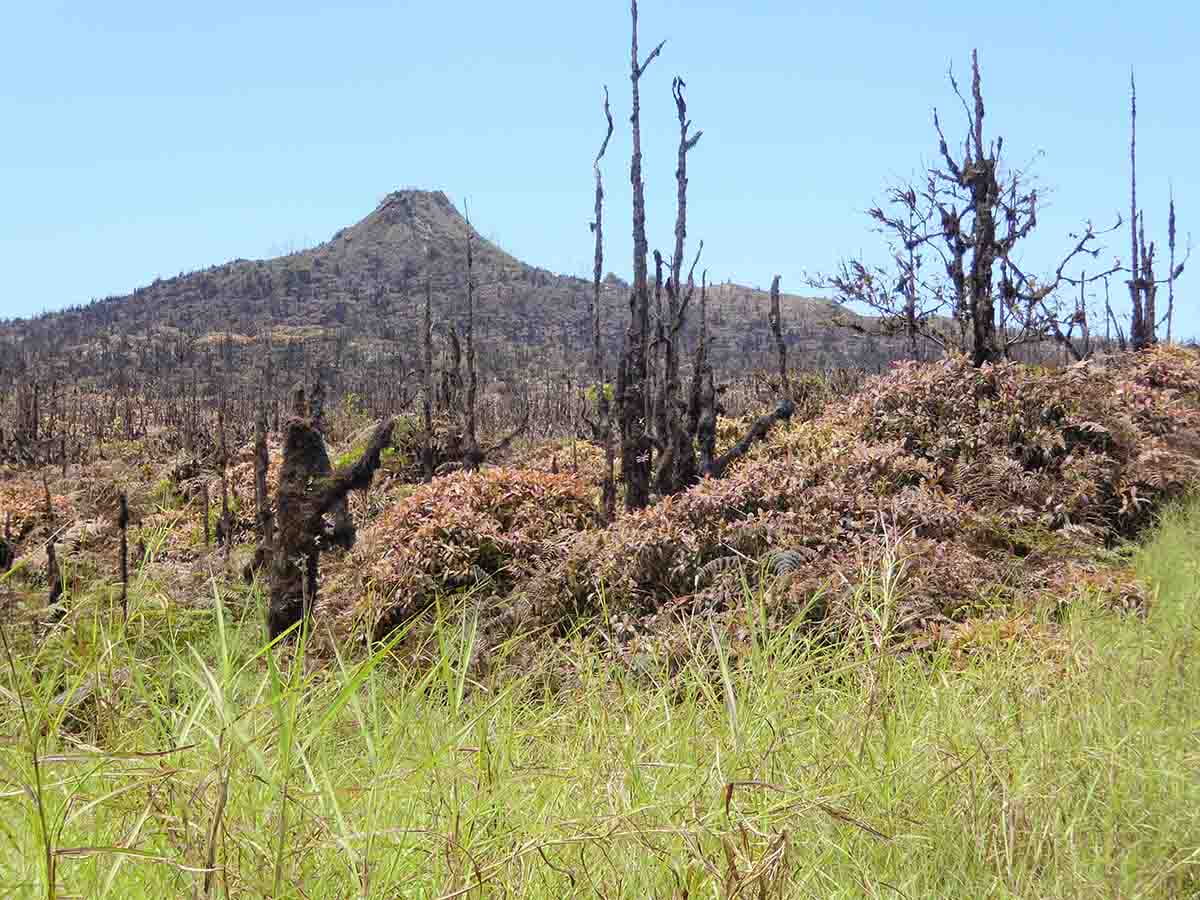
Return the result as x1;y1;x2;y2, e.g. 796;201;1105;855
1;502;1198;898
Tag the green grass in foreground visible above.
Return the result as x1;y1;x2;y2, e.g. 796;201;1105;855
1;502;1198;899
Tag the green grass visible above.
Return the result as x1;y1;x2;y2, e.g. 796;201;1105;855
1;501;1198;898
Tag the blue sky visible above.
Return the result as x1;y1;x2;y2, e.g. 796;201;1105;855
2;1;1196;338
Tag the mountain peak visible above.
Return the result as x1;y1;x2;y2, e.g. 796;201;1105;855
0;187;903;386
374;189;458;219
317;188;483;269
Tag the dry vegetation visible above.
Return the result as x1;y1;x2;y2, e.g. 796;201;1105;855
1;3;1197;895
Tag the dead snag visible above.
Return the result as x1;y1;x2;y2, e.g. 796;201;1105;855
1127;71;1148;349
697;275;795;478
657;75;704;497
422;262;435;482
589;85;617;521
47;541;64;613
266;394;394;639
0;513;11;572
690;272;718;474
1167;187;1176;343
1139;214;1158;348
618;0;665;511
462;203;481;468
117;492;129;620
768;275;789;398
704;399;794;480
216;404;233;557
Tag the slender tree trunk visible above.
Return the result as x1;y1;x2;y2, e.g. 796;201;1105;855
463;207;480;468
118;492;129;620
47;541;64;613
619;0;663;511
768;275;789;397
422;268;435;482
657;76;703;495
692;273;717;474
1127;70;1149;350
590;87;617;521
1167;186;1177;343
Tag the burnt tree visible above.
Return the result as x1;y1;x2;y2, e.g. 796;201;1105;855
602;4;793;505
1126;73;1189;349
266;386;394;639
422;262;435;482
588;86;618;521
117;492;129;620
820;50;1117;366
616;0;664;511
46;541;64;614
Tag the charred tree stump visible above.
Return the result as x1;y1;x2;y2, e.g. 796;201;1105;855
0;513;12;573
46;542;64;618
117;492;129;620
266;400;394;639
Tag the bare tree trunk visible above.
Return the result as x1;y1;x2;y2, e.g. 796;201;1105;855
463;206;481;468
1167;186;1176;343
619;0;664;511
1127;70;1149;351
422;267;435;482
117;492;128;620
966;53;1000;366
1139;215;1158;347
655;77;704;496
267;398;394;639
47;541;63;613
905;207;920;358
1079;274;1091;358
216;404;232;559
692;272;717;474
1105;275;1127;352
0;513;12;573
768;275;789;397
590;87;617;521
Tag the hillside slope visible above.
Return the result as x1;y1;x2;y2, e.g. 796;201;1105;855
1;190;907;392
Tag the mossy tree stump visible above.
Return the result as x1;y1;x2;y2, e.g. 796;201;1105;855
267;398;394;639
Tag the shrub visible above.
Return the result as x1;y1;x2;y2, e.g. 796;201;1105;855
533;349;1200;637
330;467;600;636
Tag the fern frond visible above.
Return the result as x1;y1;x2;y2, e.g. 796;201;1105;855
760;548;807;576
695;555;743;588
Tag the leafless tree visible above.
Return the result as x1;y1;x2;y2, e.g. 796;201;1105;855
818;50;1117;365
462;203;481;467
616;0;664;511
588;86;617;520
422;260;435;482
1126;72;1189;350
117;492;129;620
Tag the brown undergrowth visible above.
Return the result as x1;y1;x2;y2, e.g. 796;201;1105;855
2;348;1197;670
323;346;1200;668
